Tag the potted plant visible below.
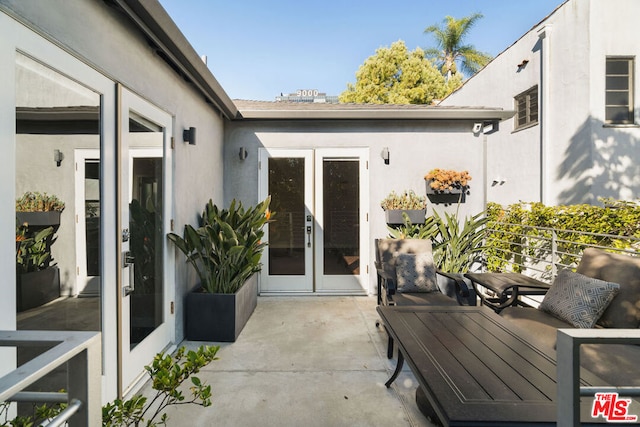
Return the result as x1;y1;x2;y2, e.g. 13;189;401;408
424;169;472;194
380;190;427;225
168;197;271;342
16;192;65;228
16;225;60;311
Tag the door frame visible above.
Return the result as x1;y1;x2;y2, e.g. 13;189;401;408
118;86;175;397
74;149;101;297
258;147;369;295
314;148;369;294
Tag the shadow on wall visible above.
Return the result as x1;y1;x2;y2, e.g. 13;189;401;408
557;116;640;204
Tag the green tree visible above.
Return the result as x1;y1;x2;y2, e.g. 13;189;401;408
340;40;459;104
424;13;492;81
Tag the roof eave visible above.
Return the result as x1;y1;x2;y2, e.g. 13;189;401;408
237;108;516;121
117;0;238;120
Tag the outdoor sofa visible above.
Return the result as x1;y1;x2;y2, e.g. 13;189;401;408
499;247;640;387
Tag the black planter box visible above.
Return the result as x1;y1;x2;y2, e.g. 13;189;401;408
17;266;60;312
385;209;426;225
185;274;258;342
16;211;61;228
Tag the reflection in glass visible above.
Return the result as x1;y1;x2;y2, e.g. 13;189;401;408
128;118;164;349
268;158;305;275
323;159;359;275
85;160;101;278
15;53;101;400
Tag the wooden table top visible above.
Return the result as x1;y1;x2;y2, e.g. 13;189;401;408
377;305;606;426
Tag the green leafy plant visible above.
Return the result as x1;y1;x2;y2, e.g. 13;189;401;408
0;398;67;426
0;345;218;427
485;200;640;273
16;192;65;212
380;190;426;211
388;208;487;273
103;345;219;427
16;225;55;273
168;197;272;294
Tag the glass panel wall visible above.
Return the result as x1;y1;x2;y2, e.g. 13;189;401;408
15;52;101;396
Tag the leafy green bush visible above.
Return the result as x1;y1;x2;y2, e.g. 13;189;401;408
388;208;487;272
485;200;640;272
1;345;219;427
168;197;271;294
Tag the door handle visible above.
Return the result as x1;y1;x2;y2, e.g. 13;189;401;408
306;226;312;247
123;251;135;296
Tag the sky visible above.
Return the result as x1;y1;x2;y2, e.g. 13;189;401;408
158;0;565;101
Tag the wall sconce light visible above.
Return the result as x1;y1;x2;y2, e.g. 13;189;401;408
381;147;390;165
54;149;64;167
183;127;196;145
239;147;248;160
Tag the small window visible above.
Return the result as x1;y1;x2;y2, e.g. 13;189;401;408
514;86;538;130
605;57;634;124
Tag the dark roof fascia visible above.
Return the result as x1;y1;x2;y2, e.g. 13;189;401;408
236;107;515;122
116;0;238;120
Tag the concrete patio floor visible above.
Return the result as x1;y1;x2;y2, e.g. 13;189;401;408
153;296;438;427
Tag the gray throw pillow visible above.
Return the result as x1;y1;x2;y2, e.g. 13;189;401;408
539;269;620;328
394;252;439;293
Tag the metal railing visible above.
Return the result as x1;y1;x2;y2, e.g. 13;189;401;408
556;329;640;427
484;221;640;281
0;330;101;426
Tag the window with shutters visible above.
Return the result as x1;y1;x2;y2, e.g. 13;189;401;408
514;86;538;130
605;57;634;124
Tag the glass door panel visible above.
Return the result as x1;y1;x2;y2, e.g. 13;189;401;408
14;53;102;399
119;88;173;395
322;159;360;276
259;149;313;292
268;157;306;275
315;149;368;292
129;153;163;349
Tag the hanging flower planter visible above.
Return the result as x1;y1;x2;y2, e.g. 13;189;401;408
425;169;471;193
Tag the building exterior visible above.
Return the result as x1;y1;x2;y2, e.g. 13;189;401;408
0;0;514;402
440;0;640;206
10;0;639;406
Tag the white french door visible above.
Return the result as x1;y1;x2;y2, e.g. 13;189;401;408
258;148;369;294
119;87;174;395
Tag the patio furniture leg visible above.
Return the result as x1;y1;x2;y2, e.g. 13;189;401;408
387;335;394;359
385;350;404;388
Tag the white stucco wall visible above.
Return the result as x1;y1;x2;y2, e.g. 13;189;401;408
442;0;640;206
224;119;494;292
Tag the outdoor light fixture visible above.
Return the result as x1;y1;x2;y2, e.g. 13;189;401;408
54;149;64;167
183;127;196;145
239;147;248;160
381;147;390;165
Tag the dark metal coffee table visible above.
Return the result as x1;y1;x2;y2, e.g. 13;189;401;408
464;272;551;311
377;305;606;426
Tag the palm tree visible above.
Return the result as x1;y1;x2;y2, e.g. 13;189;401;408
424;13;492;81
